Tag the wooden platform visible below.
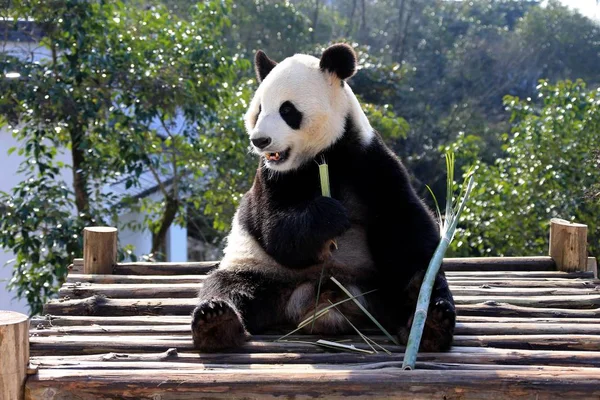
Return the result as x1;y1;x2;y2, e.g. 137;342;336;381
25;256;600;399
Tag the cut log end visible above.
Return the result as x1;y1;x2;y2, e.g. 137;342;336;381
83;226;118;275
0;311;29;400
549;218;588;273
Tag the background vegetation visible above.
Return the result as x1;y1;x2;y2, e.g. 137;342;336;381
1;0;599;312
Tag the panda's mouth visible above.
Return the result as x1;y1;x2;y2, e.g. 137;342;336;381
264;148;290;164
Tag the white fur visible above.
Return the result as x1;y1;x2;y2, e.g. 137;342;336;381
245;53;374;172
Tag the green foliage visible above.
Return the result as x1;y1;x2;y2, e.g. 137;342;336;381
0;0;247;313
450;80;600;257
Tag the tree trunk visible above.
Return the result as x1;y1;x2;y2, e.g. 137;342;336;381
346;0;357;36
397;0;414;64
392;0;407;58
311;0;320;44
70;129;92;221
150;197;180;260
358;0;367;38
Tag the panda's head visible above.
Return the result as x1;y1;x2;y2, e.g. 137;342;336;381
244;43;374;172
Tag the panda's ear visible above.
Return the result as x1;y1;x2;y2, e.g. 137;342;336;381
319;43;357;81
255;50;277;83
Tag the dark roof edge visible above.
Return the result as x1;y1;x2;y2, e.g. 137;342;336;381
0;19;44;43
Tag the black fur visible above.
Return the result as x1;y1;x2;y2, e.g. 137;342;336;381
193;115;456;352
279;101;302;130
319;43;357;80
255;50;277;82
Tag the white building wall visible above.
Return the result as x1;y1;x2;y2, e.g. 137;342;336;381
0;38;188;314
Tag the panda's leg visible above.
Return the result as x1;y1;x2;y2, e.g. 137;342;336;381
395;270;456;352
191;268;292;352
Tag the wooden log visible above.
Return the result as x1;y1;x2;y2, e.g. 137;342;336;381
30;314;600;328
448;279;599;288
44;293;600;317
442;256;555;271
29;346;600;368
458;302;600;318
56;282;600;300
43;296;198;316
29;321;600;338
30;336;400;355
454;294;600;309
22;359;600;373
58;283;202;299
65;274;207;284
445;271;594;279
69;257;558;275
30;315;191;328
549;218;588;272
452;287;600;296
23;368;600;399
454;316;600;324
83;227;117;275
72;260;218;276
29;332;600;355
453;334;600;351
589;256;599;279
454;322;600;335
63;273;596;285
0;311;29;400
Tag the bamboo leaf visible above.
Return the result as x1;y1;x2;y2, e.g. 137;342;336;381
330;277;399;345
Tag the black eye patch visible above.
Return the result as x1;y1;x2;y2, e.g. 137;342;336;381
253;104;261;127
279;101;302;130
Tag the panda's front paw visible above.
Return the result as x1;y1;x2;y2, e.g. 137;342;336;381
312;196;351;238
191;299;249;352
398;297;456;352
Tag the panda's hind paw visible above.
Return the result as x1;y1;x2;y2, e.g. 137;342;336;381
398;297;456;352
191;298;248;352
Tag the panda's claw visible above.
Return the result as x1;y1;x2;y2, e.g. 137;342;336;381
191;299;249;352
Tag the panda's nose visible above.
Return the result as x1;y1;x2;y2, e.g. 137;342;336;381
251;137;272;150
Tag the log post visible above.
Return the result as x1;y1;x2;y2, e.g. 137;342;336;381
549;218;588;272
83;227;118;275
0;311;29;400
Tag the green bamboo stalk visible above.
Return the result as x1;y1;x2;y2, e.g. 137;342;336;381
319;163;331;197
401;170;475;370
311;161;332;332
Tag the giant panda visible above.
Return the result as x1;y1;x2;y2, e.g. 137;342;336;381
191;43;455;352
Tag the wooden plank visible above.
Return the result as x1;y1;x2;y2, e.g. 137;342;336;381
29;337;391;356
58;283;201;299
445;271;594;279
29;333;600;355
454;294;600;309
30;315;191;328
449;279;599;288
56;284;599;300
24;368;600;399
458;302;600;318
67;257;556;275
31;315;600;328
454;316;600;324
453;334;600;351
30;322;600;337
65;274;207;284
43;296;197;316
442;256;555;271
63;273;597;285
70;260;219;275
29;346;600;368
452;287;600;296
43;294;600;317
24;360;600;373
56;283;600;300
